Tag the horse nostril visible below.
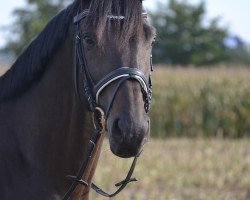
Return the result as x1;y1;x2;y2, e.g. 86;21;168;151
112;119;124;141
113;117;147;143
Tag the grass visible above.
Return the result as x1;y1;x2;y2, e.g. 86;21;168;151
91;138;250;200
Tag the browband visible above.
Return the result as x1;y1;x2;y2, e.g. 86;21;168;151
74;9;148;24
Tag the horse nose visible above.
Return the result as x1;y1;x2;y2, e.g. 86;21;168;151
117;118;147;140
110;116;149;158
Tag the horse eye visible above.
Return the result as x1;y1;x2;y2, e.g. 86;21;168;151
83;35;95;46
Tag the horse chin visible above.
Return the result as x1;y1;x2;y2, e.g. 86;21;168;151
109;141;140;158
109;137;148;158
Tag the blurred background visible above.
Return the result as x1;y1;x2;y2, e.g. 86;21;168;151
0;0;250;199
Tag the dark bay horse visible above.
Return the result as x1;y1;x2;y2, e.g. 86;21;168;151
0;0;155;199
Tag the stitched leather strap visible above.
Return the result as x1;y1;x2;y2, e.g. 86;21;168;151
94;67;149;104
62;128;102;200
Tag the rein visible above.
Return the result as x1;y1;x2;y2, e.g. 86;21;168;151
63;8;152;200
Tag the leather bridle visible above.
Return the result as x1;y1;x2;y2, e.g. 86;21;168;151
74;10;152;116
63;8;153;200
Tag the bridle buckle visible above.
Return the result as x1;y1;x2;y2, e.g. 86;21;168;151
92;107;106;131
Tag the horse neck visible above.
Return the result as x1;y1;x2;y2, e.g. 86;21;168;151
2;28;94;194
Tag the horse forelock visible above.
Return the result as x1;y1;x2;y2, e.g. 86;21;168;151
84;0;143;49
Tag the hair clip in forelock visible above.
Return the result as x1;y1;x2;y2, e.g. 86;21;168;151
142;12;148;19
107;15;126;20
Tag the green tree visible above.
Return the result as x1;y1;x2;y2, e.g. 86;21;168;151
228;38;250;66
151;0;230;66
3;0;70;56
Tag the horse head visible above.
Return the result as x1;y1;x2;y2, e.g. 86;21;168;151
76;0;156;158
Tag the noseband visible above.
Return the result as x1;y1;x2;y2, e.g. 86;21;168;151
63;8;153;200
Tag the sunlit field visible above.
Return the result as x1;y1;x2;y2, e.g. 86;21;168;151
91;139;250;200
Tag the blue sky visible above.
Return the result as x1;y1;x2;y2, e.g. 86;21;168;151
0;0;250;47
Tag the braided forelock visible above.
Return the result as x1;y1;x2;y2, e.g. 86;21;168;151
84;0;143;49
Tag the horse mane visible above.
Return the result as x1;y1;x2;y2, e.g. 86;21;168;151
0;2;78;102
0;0;144;102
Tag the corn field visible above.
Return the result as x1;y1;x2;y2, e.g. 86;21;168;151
150;66;250;138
